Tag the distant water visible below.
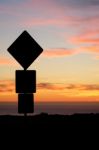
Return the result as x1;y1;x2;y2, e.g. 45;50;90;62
0;102;99;115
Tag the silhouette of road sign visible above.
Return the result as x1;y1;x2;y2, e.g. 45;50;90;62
7;30;43;115
16;70;36;93
7;30;43;69
18;93;34;113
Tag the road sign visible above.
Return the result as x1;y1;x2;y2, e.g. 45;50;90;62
7;30;43;69
18;93;34;113
7;30;43;115
16;70;36;93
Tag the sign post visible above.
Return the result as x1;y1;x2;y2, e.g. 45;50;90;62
7;30;43;115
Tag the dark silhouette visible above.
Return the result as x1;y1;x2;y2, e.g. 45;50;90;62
0;114;97;146
5;31;98;145
7;30;43;69
18;94;34;114
16;70;36;93
0;113;99;133
7;31;43;115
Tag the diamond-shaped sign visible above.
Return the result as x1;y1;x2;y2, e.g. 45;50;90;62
7;31;43;69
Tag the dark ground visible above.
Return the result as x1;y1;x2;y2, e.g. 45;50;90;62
0;113;98;147
0;113;99;133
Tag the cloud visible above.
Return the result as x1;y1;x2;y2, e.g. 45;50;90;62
0;81;65;93
69;29;99;44
66;84;99;91
66;84;76;89
22;15;80;28
1;0;99;30
38;82;99;91
71;36;99;45
43;48;79;57
0;49;78;66
22;13;99;28
0;80;15;93
80;45;99;54
1;79;99;94
71;84;99;91
38;83;65;90
68;28;99;58
0;57;21;66
75;39;99;44
81;84;99;90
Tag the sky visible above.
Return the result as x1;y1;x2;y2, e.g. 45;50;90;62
0;0;99;102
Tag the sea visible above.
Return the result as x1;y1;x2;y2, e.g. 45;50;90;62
0;102;99;115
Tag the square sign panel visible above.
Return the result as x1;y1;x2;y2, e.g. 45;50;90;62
7;31;43;69
18;93;34;113
16;70;36;93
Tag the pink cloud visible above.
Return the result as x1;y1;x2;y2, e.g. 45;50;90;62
69;29;99;44
22;15;78;28
1;0;99;30
85;16;99;26
67;28;99;58
0;0;99;29
0;0;74;28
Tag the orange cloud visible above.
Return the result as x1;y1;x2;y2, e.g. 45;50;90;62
43;48;79;57
0;80;15;93
79;45;99;54
2;80;99;94
70;84;99;91
38;83;65;90
1;80;99;102
38;83;99;91
68;84;99;91
0;57;20;66
0;57;12;65
71;37;99;44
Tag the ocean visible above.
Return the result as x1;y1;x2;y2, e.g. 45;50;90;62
0;102;99;115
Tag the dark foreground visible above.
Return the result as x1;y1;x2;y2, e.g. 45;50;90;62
0;113;99;131
0;113;99;146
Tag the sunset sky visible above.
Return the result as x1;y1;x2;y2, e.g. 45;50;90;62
0;0;99;102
